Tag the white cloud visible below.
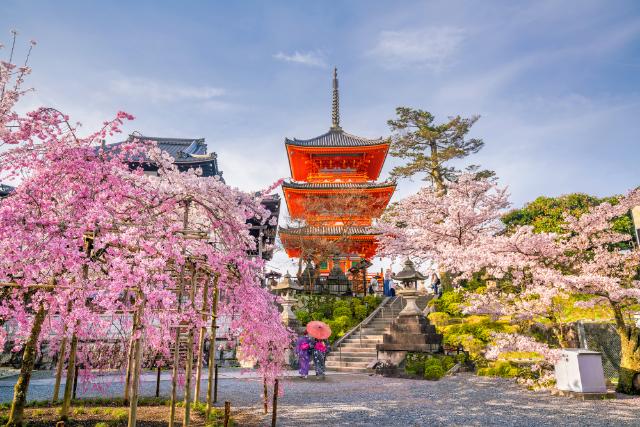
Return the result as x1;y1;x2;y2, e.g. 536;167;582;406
109;77;225;102
273;50;327;68
370;27;465;70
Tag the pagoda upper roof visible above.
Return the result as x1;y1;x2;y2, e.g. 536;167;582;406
282;181;396;190
285;129;385;148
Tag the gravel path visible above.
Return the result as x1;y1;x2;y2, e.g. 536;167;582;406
1;370;639;426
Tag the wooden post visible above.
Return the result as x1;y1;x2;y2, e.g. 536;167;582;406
60;333;78;419
214;364;218;403
127;296;145;427
169;200;191;427
52;335;67;402
205;274;219;419
155;366;161;397
183;268;198;426
193;274;210;404
271;379;279;427
223;401;230;427
72;363;79;399
263;378;268;414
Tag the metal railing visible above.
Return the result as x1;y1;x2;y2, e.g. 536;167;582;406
333;296;403;365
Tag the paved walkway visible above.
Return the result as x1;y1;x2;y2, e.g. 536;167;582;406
1;370;639;426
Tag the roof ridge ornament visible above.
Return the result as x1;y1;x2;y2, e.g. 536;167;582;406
331;67;341;131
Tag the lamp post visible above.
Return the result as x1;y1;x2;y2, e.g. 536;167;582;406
392;259;426;316
349;257;373;297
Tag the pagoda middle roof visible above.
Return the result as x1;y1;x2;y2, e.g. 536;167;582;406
278;225;380;236
285;129;385;148
282;181;396;190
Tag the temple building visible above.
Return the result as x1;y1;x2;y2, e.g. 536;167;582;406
279;69;395;276
106;135;280;261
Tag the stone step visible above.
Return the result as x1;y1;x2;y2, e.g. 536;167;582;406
343;336;383;342
325;355;373;363
327;351;378;360
326;365;369;373
326;360;371;368
331;347;378;354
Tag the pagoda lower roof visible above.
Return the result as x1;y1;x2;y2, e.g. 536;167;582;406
285;129;384;147
278;225;380;237
282;181;396;190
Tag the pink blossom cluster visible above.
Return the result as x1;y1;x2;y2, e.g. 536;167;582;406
0;40;292;392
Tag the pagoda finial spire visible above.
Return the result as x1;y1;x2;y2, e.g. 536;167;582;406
331;67;341;131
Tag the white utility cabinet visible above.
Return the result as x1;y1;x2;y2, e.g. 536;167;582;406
554;349;607;393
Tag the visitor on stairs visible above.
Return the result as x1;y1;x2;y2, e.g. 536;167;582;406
369;276;379;295
295;331;311;378
311;337;329;377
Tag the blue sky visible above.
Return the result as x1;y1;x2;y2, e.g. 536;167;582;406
3;1;640;272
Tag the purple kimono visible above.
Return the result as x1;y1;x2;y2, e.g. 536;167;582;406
295;335;311;376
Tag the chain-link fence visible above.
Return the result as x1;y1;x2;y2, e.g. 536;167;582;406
576;321;620;381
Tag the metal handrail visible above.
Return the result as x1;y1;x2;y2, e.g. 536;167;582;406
332;297;391;351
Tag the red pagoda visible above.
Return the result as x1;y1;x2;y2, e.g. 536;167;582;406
279;69;395;275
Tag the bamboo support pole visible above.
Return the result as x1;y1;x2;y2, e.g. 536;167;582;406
182;268;199;426
193;274;210;404
52;335;67;402
169;201;191;427
206;275;220;419
60;333;78;419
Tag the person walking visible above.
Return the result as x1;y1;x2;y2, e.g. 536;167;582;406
310;337;329;377
295;331;311;378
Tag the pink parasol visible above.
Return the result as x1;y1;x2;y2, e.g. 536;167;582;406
306;321;332;340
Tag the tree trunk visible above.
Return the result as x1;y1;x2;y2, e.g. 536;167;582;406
123;310;137;404
611;301;640;394
617;325;640;394
127;297;145;427
6;304;47;427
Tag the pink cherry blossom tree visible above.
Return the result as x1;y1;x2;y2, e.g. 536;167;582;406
1;33;292;427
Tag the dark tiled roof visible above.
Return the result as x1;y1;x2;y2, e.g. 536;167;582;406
104;135;223;180
282;181;395;190
285;129;384;147
278;225;380;236
0;184;15;198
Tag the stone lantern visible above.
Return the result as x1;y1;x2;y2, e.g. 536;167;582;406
272;272;302;328
327;256;351;295
392;259;426;316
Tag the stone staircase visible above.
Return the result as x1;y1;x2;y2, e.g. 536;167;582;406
326;295;431;373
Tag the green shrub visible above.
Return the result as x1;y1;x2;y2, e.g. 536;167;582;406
477;361;520;378
95;423;110;427
354;304;368;321
427;312;450;327
294;310;311;325
109;408;128;424
441;355;455;372
310;311;324;321
333;306;352;318
433;291;463;316
424;364;445;380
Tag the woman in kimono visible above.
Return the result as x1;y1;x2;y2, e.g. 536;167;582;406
310;337;329;377
295;331;311;378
